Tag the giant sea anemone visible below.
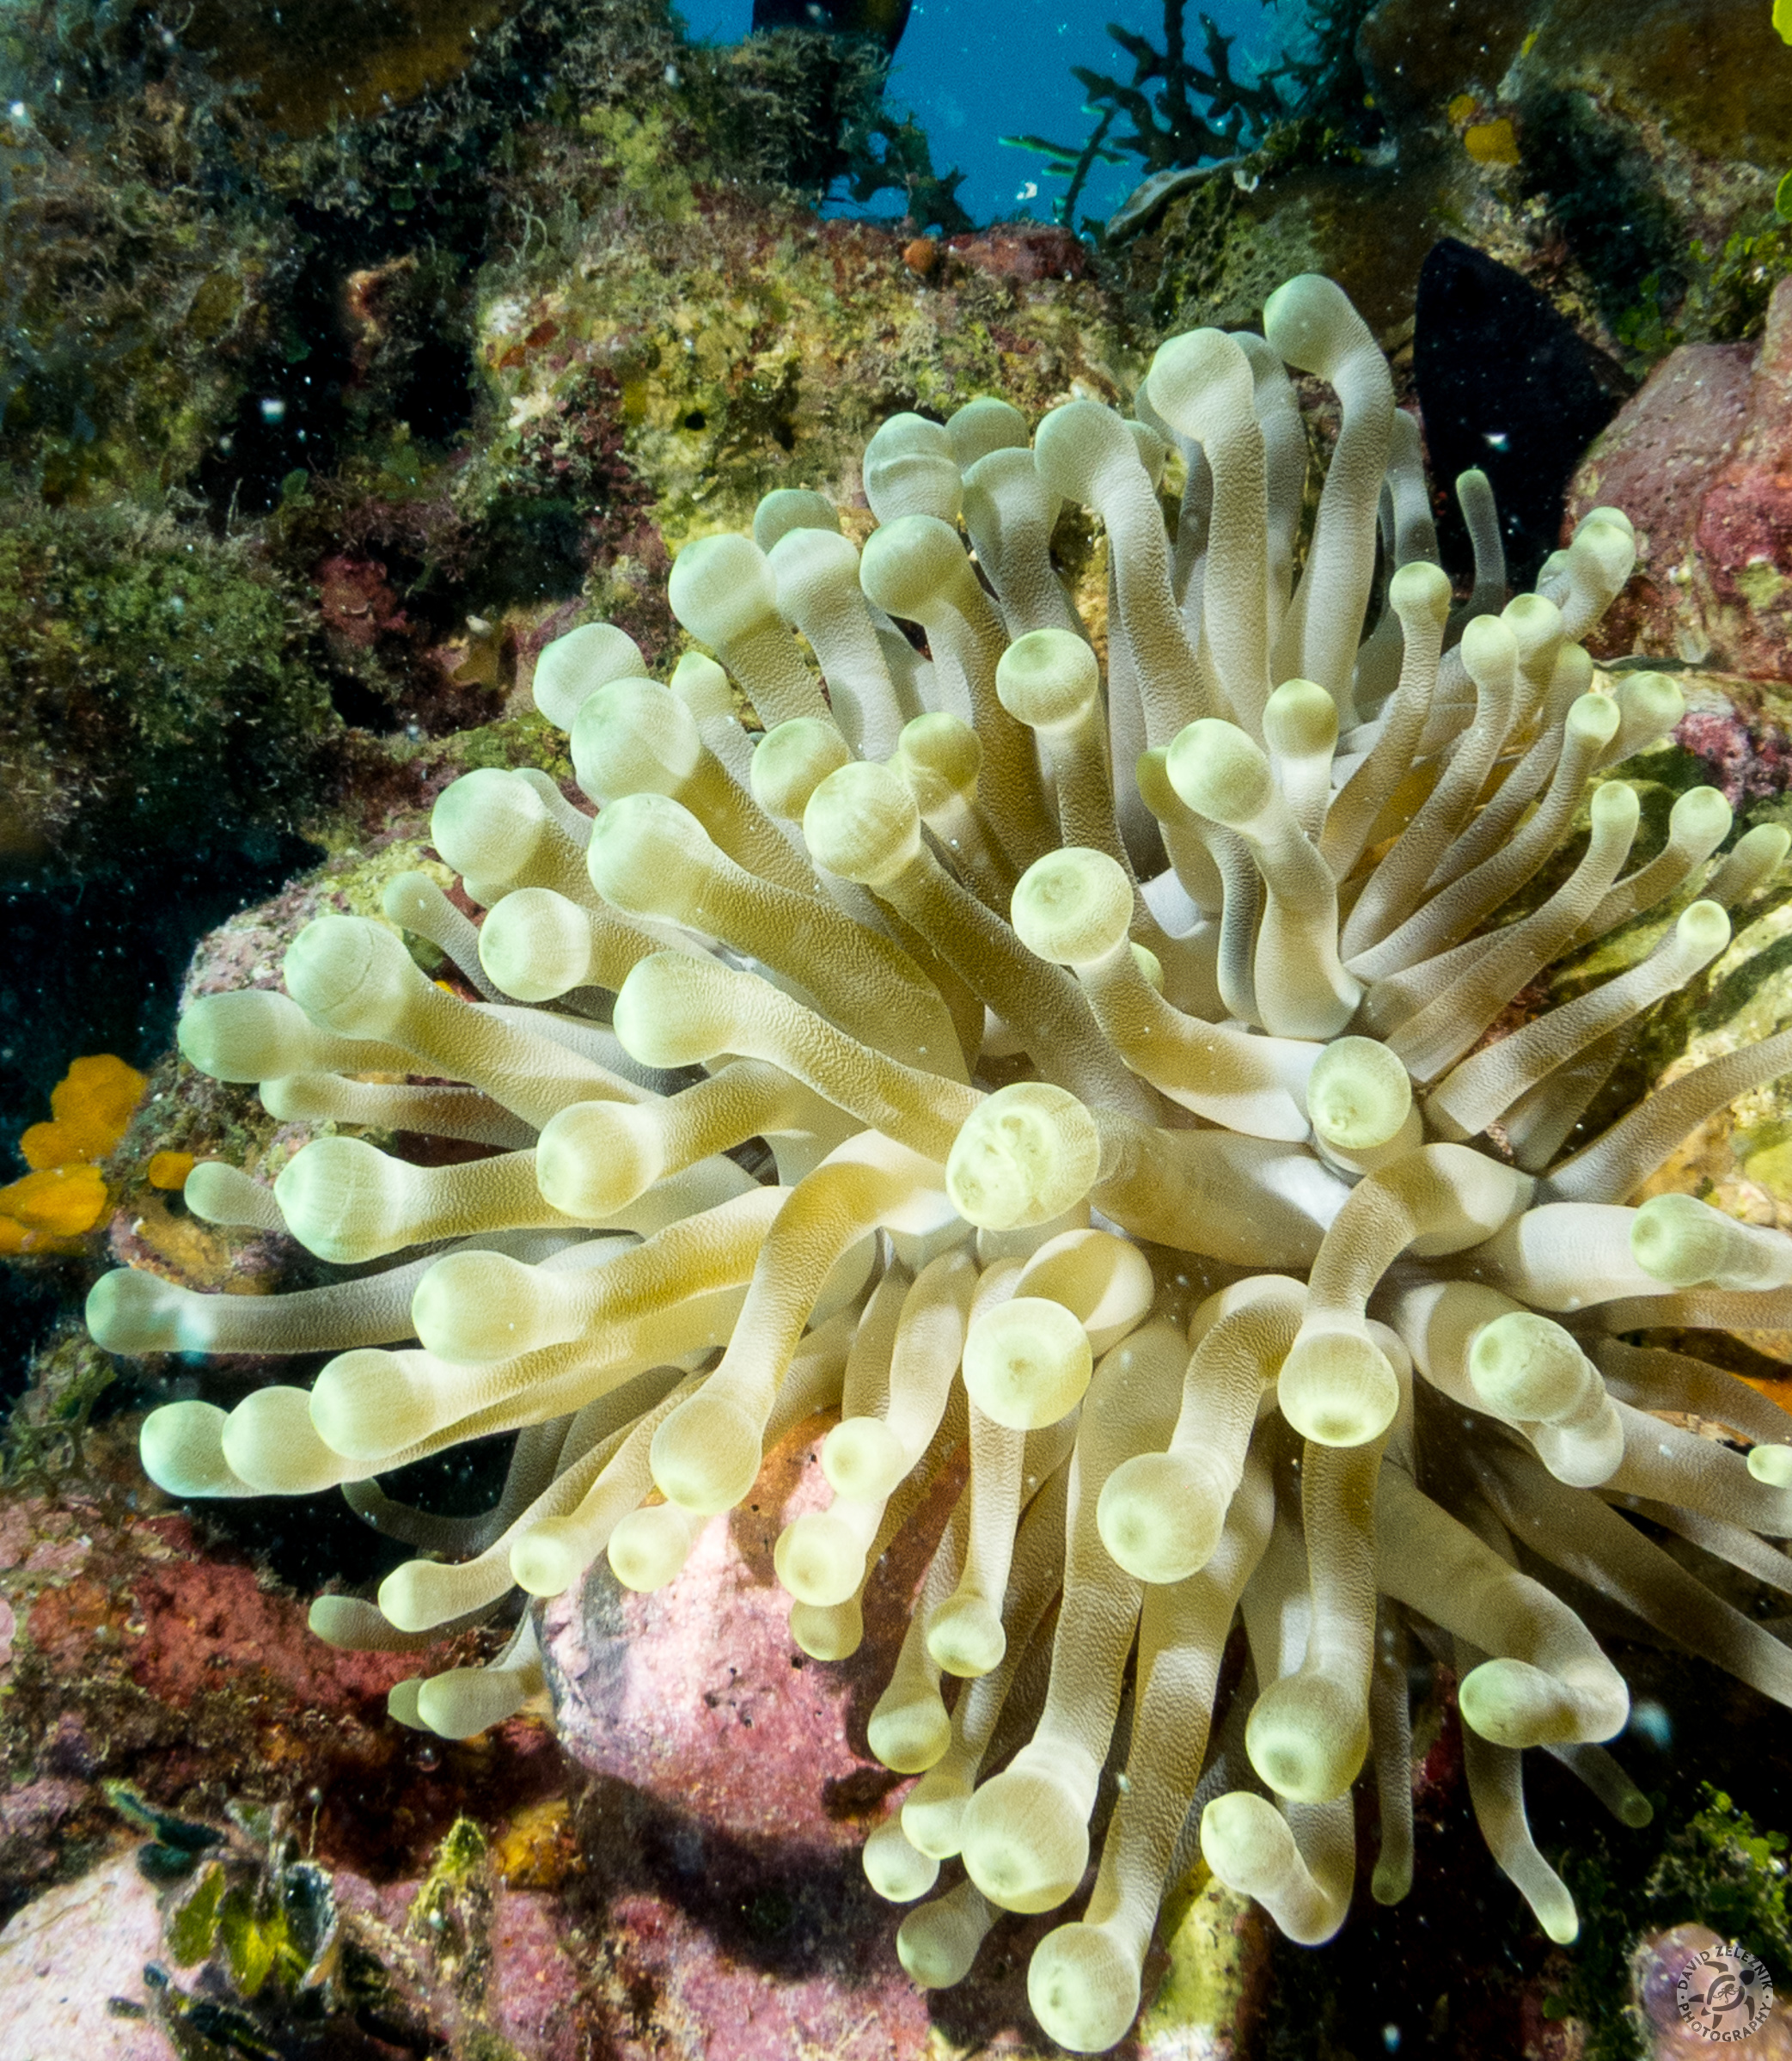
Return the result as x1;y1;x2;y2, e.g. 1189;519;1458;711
87;272;1792;2052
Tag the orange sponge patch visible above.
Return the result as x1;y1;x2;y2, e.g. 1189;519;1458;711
3;1053;145;1252
21;1054;148;1170
0;1164;109;1245
146;1150;198;1191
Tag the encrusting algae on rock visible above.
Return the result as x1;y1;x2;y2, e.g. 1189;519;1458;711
84;269;1792;2052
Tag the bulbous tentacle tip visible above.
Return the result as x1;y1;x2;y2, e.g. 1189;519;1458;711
88;1267;180;1354
1263;272;1365;373
1387;558;1453;621
387;1678;427;1730
773;1510;867;1608
821;1414;906;1501
1096;1450;1226;1584
1027;1923;1142;2056
535;1099;662;1218
803;759;922;888
140;1399;244;1499
1245;1674;1370;1802
857;512;972;619
863;1814;940;1903
607;1503;700;1593
866;1691;952;1776
586;790;715;920
283;912;415;1037
510;1520;586;1599
945;1083;1101;1231
1031;397;1141;504
925;1592;1007;1678
995;628;1100;731
530;620;646;731
1276;1330;1400;1447
1749;1444;1792;1487
751;717;851;821
1468;1310;1593;1422
964;1293;1088;1426
1264;676;1338;759
790;1594;864;1662
667;530;779;647
650;1391;763;1515
1199;1789;1293;1894
961;1765;1092;1913
1011;847;1134;969
896;1889;988;1989
571;676;703;804
1142;325;1252;438
1306;1037;1412;1155
1165;718;1273;826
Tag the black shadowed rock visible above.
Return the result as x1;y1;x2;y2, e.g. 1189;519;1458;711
1415;238;1630;590
750;0;914;49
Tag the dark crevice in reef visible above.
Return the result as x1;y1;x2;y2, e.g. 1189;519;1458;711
1414;238;1630;593
194;211;479;522
167;1410;520;1594
327;670;405;733
0;835;323;1166
1515;85;1688;337
0;1263;81;1405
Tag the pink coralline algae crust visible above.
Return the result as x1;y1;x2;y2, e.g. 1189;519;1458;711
0;1481;570;1900
1569;277;1792;677
1673;706;1792;806
1699;287;1792;681
0;1852;174;2061
485;1888;590;2061
599;1888;935;2061
3;1501;415;1721
1634;1923;1792;2059
333;1869;590;2061
543;1423;943;1850
111;1518;418;1712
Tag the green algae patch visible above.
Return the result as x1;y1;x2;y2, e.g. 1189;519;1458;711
1138;1864;1263;2052
1550;1785;1792;2059
0;500;333;866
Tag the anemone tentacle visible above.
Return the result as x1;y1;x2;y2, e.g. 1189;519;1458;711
89;275;1792;2055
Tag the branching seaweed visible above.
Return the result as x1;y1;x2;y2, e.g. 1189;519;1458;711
1008;0;1383;236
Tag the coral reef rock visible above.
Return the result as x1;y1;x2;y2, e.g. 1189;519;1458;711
1126;0;1792;361
1569;274;1792;678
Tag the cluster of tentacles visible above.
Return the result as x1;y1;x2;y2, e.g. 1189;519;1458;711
88;273;1792;2052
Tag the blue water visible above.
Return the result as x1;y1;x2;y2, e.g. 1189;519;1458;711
676;0;1281;229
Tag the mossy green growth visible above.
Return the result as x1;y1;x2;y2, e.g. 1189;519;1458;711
0;4;294;505
577;104;700;224
3;1329;119;1483
463;164;1117;627
407;1814;496;1994
0;498;333;865
1551;1784;1792;2059
1616;209;1792;371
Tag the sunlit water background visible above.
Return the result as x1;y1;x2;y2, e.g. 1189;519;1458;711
680;0;1278;226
